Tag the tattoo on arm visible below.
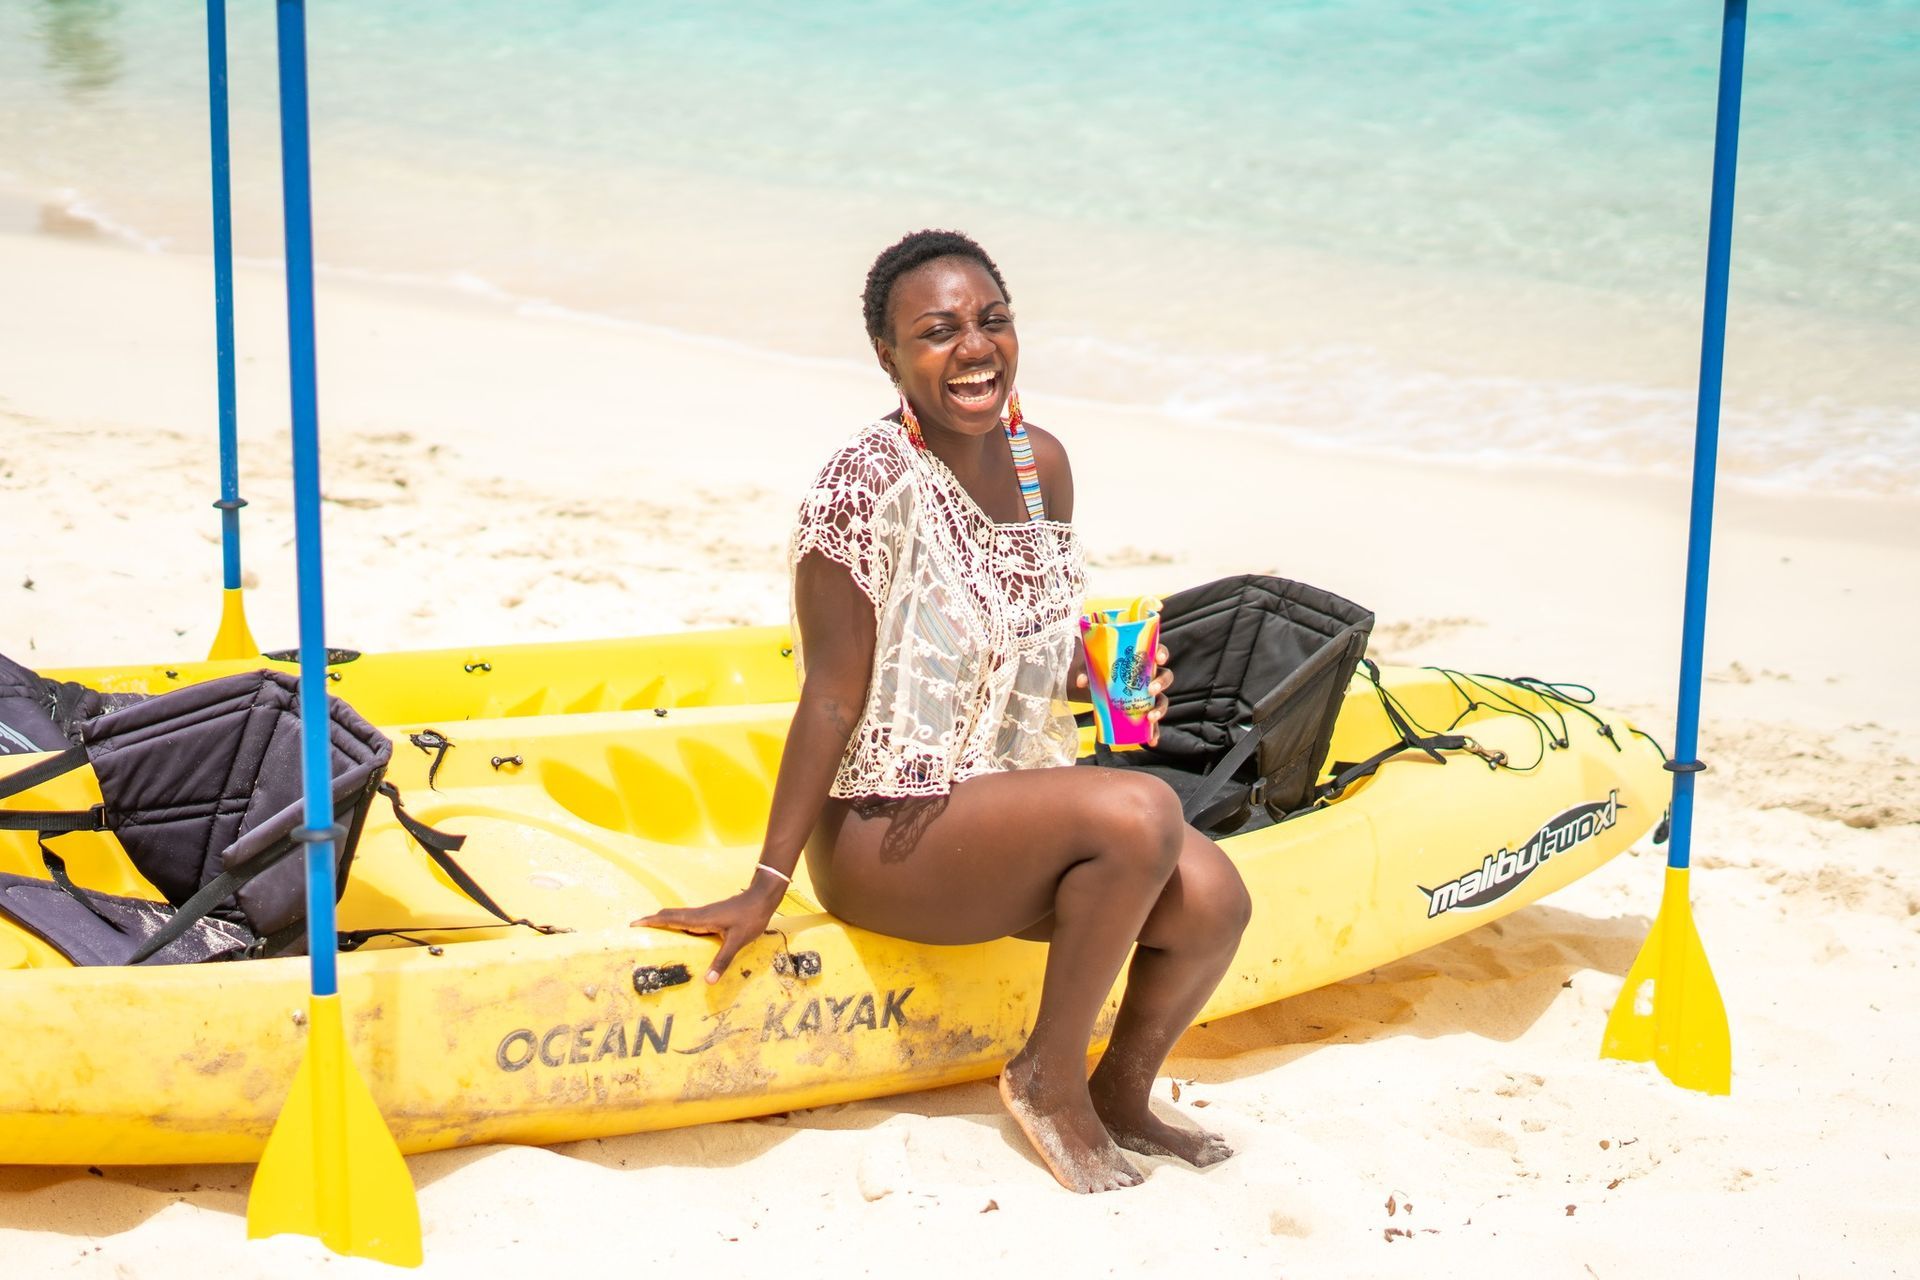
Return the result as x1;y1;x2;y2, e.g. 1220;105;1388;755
819;697;855;740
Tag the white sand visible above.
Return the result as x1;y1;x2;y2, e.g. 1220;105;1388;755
4;227;1918;1277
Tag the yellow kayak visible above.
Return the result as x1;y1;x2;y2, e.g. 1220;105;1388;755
41;594;1157;723
43;624;803;722
0;666;1667;1164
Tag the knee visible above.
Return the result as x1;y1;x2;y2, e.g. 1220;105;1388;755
1091;775;1185;880
1175;843;1253;947
1212;868;1254;943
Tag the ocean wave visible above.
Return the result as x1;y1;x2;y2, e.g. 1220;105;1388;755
8;175;1914;501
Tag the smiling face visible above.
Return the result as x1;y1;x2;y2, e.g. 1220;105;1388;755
875;255;1018;439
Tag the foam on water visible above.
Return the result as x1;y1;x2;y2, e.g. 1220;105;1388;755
1;0;1914;495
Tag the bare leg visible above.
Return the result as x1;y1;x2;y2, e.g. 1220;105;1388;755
808;766;1187;1193
1086;827;1251;1165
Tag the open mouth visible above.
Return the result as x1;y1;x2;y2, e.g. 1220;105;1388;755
944;368;1000;408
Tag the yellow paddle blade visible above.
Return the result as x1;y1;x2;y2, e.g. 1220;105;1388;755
1602;867;1732;1095
207;587;259;660
248;994;423;1267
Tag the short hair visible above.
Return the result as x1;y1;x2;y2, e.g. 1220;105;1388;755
862;229;1011;343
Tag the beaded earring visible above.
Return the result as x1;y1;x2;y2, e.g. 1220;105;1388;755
897;390;926;450
898;384;1022;450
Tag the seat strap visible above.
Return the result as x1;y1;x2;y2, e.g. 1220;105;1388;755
1090;706;1267;836
0;745;89;803
0;805;107;834
125;835;300;964
1305;662;1482;812
336;922;531;951
378;782;568;936
1179;717;1270;831
1088;709;1273;833
110;776;567;964
0;746;108;834
41;847;138;938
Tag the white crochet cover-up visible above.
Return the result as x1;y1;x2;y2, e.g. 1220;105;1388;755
789;418;1087;799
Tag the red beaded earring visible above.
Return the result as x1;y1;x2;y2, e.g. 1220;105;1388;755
897;390;926;450
898;385;1020;449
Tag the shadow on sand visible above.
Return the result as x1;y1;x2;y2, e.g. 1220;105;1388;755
1172;900;1651;1083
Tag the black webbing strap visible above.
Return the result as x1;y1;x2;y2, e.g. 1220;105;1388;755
378;782;566;935
57;773;561;964
0;745;90;803
1088;712;1269;831
336;922;522;951
1182;629;1388;828
1319;734;1465;804
41;847;136;938
0;805;107;834
0;746;107;834
1364;660;1448;766
1181;717;1271;831
124;834;308;965
250;917;310;960
1308;662;1479;810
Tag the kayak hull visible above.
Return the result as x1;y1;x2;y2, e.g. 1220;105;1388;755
0;669;1667;1164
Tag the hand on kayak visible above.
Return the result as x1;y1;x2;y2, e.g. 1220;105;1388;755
631;877;783;983
1073;642;1174;746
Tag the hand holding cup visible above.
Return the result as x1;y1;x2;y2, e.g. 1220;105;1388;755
1078;596;1172;747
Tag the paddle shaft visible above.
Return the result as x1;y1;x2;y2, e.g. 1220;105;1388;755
206;0;245;592
254;11;426;1255
273;0;338;1000
1668;0;1747;874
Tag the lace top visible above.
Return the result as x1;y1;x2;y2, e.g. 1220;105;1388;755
789;418;1087;798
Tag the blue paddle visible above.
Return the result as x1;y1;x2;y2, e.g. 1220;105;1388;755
1601;0;1743;1096
243;1;424;1263
203;0;258;660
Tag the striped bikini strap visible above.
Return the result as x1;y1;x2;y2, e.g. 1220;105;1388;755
1004;397;1047;522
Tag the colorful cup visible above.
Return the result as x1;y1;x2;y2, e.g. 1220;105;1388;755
1080;598;1161;747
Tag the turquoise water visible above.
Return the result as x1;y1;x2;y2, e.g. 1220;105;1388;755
2;0;1916;491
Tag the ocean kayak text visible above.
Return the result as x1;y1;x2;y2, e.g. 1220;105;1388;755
493;986;915;1071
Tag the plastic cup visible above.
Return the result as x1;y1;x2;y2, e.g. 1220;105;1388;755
1080;599;1161;747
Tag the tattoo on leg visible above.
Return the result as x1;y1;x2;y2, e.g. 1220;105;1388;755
847;794;951;865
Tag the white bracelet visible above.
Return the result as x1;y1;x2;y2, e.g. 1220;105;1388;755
755;862;792;885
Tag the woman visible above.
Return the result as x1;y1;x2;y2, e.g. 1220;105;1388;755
636;230;1252;1193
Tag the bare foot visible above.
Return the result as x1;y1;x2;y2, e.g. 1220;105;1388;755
1090;1082;1236;1167
998;1055;1144;1193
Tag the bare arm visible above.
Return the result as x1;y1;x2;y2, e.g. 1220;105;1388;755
759;550;878;876
632;549;876;980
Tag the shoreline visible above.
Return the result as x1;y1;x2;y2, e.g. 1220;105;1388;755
5;173;1918;502
6;224;1917;739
